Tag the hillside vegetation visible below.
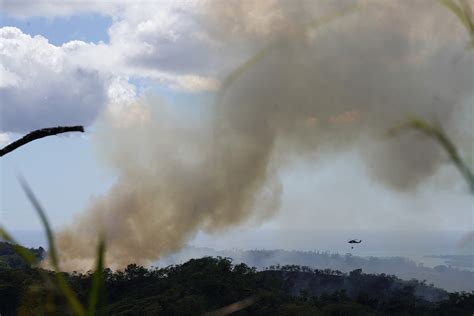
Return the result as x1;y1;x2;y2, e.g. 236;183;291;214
160;247;474;292
0;243;473;315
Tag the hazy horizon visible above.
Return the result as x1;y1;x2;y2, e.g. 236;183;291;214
11;228;473;256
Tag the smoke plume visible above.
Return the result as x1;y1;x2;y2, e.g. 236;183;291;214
56;0;473;270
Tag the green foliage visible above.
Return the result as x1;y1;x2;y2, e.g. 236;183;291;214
0;241;44;269
0;230;41;267
0;257;472;315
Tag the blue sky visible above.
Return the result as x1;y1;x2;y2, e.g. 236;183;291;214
0;11;112;45
0;1;472;261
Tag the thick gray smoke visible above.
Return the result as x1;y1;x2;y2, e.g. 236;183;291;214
56;0;473;270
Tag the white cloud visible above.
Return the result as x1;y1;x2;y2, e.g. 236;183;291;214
81;1;224;91
0;2;222;132
105;76;151;128
0;132;10;146
108;2;219;74
43;2;223;92
0;63;20;87
0;0;228;85
107;76;137;105
0;27;108;133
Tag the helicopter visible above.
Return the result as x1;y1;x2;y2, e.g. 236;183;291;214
348;239;362;249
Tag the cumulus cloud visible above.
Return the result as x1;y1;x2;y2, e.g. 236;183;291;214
0;27;108;133
105;76;152;127
2;0;223;88
100;1;222;90
0;1;224;132
0;132;10;146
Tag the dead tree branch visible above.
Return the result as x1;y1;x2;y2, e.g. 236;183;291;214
0;126;84;157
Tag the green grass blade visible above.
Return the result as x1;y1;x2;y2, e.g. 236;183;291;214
18;176;59;266
87;237;106;316
439;0;471;30
389;118;474;193
439;0;473;31
18;176;86;316
438;0;474;46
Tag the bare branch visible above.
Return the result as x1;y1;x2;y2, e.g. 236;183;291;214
0;126;84;157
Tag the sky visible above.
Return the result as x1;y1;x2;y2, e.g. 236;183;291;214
0;1;472;263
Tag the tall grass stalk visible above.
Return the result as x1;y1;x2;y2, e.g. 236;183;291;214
438;0;474;47
389;118;474;193
87;237;106;316
0;177;106;315
18;176;86;316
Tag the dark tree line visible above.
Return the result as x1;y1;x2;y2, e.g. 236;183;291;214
0;243;473;315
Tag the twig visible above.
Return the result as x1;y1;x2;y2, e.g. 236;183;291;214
0;126;84;157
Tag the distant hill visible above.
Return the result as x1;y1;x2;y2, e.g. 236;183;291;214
0;242;45;269
157;247;474;292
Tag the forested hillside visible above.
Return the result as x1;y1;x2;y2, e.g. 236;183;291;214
159;247;474;292
0;242;44;269
0;243;473;315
